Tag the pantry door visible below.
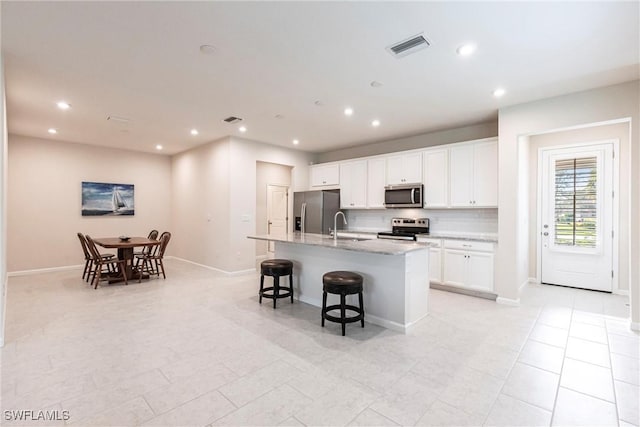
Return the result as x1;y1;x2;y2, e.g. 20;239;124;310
540;143;614;292
267;184;288;253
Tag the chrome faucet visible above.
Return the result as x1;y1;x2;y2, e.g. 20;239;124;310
333;211;347;242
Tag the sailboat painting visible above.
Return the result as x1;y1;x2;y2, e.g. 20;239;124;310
82;181;135;216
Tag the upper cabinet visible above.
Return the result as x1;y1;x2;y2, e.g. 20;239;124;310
386;152;422;185
423;149;448;208
339;161;367;208
449;139;498;207
366;158;386;209
310;163;339;187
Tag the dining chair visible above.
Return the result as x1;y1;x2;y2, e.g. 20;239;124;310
85;235;128;289
77;232;115;283
136;231;171;279
133;229;159;258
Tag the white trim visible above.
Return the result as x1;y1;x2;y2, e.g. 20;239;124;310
522;117;632;138
536;139;620;293
496;296;521;306
518;278;531;293
631;322;640;332
166;256;256;276
528;277;540;284
8;264;82;277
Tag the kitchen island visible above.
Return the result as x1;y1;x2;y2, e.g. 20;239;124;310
248;233;430;333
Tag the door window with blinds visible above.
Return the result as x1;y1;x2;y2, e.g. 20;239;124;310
553;155;600;249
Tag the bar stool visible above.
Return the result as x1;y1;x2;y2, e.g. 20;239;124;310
321;271;365;336
259;259;294;309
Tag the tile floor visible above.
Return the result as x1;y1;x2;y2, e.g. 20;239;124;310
0;259;638;426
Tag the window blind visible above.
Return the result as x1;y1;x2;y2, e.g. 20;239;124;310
554;157;597;248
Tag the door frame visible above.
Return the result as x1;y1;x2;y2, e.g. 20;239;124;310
536;139;620;292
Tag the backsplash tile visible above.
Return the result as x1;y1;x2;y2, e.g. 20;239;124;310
344;208;498;233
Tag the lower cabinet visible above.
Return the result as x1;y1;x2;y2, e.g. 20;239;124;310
442;240;494;291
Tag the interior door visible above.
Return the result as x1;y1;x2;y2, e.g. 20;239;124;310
540;143;614;291
267;185;288;252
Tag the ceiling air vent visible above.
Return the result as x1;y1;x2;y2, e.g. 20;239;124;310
223;116;243;124
387;34;430;58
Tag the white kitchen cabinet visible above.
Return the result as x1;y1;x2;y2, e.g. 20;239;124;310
442;239;494;291
423;149;448;208
386;152;422;185
417;237;443;284
449;139;498;207
339;160;367;209
367;158;386;208
310;163;339;187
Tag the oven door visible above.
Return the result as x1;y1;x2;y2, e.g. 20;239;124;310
384;184;423;208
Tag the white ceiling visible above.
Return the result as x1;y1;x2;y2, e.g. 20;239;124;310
2;2;638;155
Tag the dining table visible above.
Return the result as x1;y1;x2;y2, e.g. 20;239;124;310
92;237;160;282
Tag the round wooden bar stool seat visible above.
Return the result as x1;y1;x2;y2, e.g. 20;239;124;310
259;259;294;309
321;271;365;336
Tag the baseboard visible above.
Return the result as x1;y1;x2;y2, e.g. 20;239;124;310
8;264;83;277
528;277;540;285
430;282;497;301
631;321;640;332
496;296;521;306
167;256;256;276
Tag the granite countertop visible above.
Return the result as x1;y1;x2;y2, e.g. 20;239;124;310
247;233;430;255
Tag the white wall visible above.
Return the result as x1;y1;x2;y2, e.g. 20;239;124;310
317;122;497;162
497;80;639;326
255;161;292;257
7;135;172;272
1;56;8;346
171;136;314;273
528;122;631;292
170;137;231;271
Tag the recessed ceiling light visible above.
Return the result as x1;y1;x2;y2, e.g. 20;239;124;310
344;107;354;116
56;101;71;110
155;144;163;150
190;129;199;136
47;128;57;134
239;126;247;133
274;114;284;119
370;81;383;88
292;139;299;145
314;100;324;106
371;120;381;127
456;43;476;56
199;44;216;54
493;88;506;98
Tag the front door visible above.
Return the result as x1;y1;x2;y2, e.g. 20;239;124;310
540;142;615;291
267;185;288;253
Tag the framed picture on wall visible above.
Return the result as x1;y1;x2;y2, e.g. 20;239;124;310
81;181;135;216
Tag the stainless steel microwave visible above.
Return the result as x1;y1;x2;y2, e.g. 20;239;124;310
384;183;423;208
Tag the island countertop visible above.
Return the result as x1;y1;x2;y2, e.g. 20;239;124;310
247;233;429;255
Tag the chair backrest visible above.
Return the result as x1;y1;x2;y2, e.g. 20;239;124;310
156;232;172;258
143;230;159;255
84;235;101;261
77;232;91;260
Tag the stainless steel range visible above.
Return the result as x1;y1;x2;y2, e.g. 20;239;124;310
377;218;430;241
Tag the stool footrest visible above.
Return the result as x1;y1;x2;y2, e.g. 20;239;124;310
260;286;293;300
323;304;364;324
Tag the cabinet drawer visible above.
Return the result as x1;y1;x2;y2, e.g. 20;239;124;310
417;237;441;247
443;239;493;252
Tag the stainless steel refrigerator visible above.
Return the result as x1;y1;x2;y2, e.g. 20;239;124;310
293;190;341;235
